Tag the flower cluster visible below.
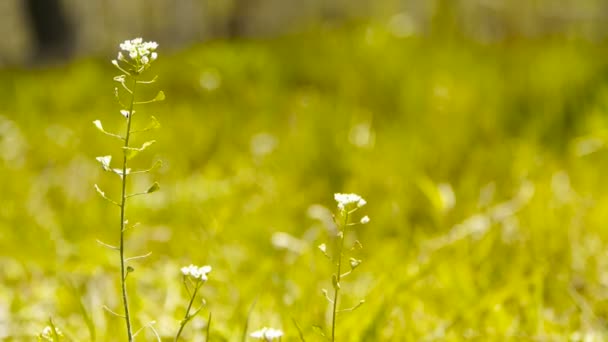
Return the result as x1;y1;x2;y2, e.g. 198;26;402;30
181;264;212;281
118;38;158;65
250;327;284;341
334;193;366;211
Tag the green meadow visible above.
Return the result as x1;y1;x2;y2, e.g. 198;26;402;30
2;22;608;340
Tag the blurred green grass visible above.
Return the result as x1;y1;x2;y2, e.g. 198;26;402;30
2;22;608;340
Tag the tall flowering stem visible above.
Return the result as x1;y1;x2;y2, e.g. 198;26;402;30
330;210;348;342
94;38;163;342
118;74;137;341
321;193;369;342
175;265;212;341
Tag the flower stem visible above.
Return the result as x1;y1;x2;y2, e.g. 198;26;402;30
175;281;202;341
120;77;137;342
331;211;349;342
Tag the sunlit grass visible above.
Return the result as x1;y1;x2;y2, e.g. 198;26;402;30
2;22;608;340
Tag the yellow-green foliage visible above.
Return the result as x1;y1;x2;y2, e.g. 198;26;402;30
2;23;608;340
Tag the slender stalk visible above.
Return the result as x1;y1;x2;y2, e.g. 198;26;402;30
120;77;138;342
205;312;212;342
175;281;202;341
331;211;349;342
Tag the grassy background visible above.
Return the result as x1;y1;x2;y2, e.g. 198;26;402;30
2;22;608;340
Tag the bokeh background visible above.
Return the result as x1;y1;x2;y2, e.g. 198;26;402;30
3;0;608;340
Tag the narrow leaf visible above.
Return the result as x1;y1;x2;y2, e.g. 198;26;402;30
332;274;340;290
146;182;160;193
131;116;161;133
130;160;162;175
123;140;156;159
154;90;165;101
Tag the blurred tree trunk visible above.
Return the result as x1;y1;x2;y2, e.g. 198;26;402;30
227;0;258;37
23;0;74;62
431;0;459;38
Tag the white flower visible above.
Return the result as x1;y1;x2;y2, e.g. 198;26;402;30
181;264;212;281
334;193;366;211
250;327;284;341
116;37;159;67
360;215;370;224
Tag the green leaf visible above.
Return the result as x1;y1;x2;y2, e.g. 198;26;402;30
332;274;340;290
146;182;160;193
154;91;165;101
123;140;156;159
130;160;162;175
131;116;161;134
146;116;161;129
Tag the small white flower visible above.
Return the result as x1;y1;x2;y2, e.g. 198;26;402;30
250;327;284;341
358;198;367;207
360;215;370;224
334;193;366;211
116;37;159;67
181;264;212;281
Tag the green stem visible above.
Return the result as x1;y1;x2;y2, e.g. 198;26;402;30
120;77;137;342
175;281;202;341
331;211;349;342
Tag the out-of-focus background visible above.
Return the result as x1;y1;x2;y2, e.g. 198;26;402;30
3;0;608;341
3;0;608;64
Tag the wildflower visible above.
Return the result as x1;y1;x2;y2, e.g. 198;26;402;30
250;327;284;341
360;215;370;224
181;264;212;281
334;193;366;211
113;37;159;69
